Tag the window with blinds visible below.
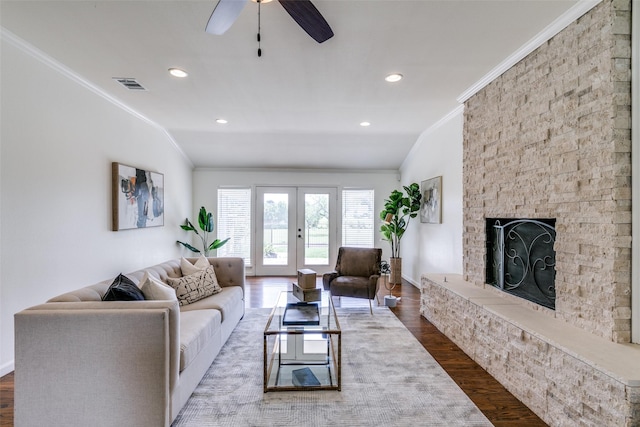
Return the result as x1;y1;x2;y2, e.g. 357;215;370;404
342;189;375;247
217;188;252;266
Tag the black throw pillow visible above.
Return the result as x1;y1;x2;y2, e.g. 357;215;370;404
102;273;145;301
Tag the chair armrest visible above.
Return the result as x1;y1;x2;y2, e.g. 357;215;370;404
322;271;339;290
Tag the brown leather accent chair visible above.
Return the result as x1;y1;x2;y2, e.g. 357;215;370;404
322;247;382;314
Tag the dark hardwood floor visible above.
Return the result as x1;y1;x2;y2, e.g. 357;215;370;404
0;276;546;427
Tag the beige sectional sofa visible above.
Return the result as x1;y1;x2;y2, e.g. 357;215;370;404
14;256;245;427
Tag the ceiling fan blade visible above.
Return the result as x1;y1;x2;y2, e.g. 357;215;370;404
277;0;334;43
205;0;249;35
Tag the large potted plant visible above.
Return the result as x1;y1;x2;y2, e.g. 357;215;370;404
177;206;229;256
379;183;421;285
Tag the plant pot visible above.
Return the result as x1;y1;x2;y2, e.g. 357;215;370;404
389;257;402;285
384;295;397;307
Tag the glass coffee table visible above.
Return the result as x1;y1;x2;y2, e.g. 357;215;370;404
263;290;341;392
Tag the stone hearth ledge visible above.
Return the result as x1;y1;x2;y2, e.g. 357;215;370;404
421;274;640;388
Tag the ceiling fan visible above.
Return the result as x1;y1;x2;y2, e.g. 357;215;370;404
205;0;334;45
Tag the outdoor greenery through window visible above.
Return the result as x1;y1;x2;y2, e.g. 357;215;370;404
217;188;252;266
342;189;375;247
304;193;329;264
262;193;289;265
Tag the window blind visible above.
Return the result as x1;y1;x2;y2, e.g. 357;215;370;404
342;189;375;247
217;188;252;266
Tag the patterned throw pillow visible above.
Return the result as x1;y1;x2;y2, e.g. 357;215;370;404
139;271;177;301
167;265;222;306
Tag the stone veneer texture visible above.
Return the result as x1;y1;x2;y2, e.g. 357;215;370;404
462;0;632;343
421;277;639;427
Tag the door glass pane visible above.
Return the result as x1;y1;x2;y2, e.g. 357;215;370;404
304;193;329;265
263;193;288;265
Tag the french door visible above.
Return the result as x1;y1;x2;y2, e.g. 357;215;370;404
255;187;337;276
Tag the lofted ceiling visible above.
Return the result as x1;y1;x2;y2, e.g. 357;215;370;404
1;0;580;170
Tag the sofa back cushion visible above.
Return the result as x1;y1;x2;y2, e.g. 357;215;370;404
48;259;182;303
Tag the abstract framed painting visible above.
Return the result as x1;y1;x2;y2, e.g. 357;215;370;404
112;162;164;231
420;176;442;224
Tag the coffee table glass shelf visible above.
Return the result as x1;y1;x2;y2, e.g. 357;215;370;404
263;290;341;392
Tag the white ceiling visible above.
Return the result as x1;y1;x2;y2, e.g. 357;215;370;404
1;0;580;170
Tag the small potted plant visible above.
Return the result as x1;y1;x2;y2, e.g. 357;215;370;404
379;183;422;285
177;206;229;256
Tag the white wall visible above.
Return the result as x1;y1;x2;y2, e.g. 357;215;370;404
399;107;464;285
0;36;193;374
193;168;399;270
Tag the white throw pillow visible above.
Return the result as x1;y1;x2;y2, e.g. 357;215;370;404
139;271;178;301
167;265;222;306
180;255;210;276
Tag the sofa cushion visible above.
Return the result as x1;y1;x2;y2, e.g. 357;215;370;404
179;309;221;372
179;286;243;322
139;272;177;301
102;274;145;301
180;256;209;276
167;265;222;306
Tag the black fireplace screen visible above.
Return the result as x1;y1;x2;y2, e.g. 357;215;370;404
486;219;556;310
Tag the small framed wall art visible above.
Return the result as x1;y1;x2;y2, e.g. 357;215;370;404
112;162;164;231
420;176;442;224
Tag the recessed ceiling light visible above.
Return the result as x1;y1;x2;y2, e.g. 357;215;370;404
360;121;371;127
216;118;228;124
385;73;403;83
168;68;188;78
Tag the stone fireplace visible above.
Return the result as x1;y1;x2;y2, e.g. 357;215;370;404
420;1;639;426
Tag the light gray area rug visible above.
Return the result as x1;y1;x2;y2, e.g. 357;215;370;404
172;306;493;427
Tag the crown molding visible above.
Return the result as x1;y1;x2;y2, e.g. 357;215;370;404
456;0;602;104
194;166;400;174
0;27;193;168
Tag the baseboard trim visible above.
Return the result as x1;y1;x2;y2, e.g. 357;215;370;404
1;360;14;377
401;274;420;289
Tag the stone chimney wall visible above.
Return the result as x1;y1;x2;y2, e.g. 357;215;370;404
462;0;632;343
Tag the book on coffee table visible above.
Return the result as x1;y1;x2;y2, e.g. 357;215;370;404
282;302;320;326
292;367;321;386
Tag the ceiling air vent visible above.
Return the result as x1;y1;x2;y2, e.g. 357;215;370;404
113;78;146;91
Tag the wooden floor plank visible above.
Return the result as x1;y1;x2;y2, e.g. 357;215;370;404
0;276;546;426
